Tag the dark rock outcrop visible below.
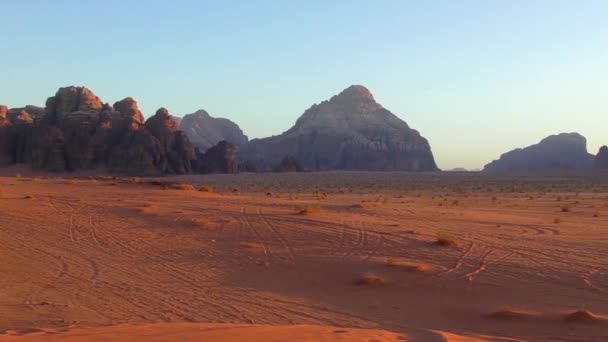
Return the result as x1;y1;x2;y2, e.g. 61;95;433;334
180;110;248;151
240;85;437;171
484;133;594;172
594;146;608;169
194;140;238;174
107;106;195;175
274;155;304;172
0;105;14;166
0;86;217;175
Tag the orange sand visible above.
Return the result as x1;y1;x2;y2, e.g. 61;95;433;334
0;172;607;341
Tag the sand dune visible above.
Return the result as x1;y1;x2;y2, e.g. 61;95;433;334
0;172;607;341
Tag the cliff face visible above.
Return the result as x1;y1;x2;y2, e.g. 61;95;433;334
484;133;594;172
240;85;438;171
0;87;235;175
180;110;248;151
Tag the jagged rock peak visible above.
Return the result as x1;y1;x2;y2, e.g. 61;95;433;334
241;85;438;171
331;85;377;104
46;86;103;115
145;107;179;137
155;107;171;118
189;109;211;118
113;97;144;125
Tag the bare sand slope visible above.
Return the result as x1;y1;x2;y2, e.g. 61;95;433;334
0;323;409;342
0;173;607;341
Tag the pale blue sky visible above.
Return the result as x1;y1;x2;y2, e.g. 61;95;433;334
1;0;606;169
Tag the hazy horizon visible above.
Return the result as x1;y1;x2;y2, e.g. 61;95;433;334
2;0;606;170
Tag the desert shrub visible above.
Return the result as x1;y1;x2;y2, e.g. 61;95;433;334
385;257;398;267
354;273;384;286
560;205;571;212
170;183;194;190
554;217;562;224
436;232;457;247
296;205;319;215
199;184;213;192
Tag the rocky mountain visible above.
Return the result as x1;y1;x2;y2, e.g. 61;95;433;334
180;110;248;151
483;133;594;172
0;86;236;175
194;141;238;174
594;146;608;169
240;85;438;171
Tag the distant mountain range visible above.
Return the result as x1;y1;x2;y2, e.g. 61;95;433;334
1;86;606;174
0;85;438;174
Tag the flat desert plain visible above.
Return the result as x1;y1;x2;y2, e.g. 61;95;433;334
0;172;607;341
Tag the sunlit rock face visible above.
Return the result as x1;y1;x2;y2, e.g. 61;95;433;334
240;85;438;172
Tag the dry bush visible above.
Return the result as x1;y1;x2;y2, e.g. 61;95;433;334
593;211;600;218
561;205;571;212
199;184;214;192
354;273;385;286
554;217;562;224
170;183;195;190
436;232;457;247
296;205;319;215
385;257;399;267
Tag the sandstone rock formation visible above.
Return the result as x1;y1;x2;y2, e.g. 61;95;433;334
180;110;248;151
484;133;594;172
274;155;304;172
0;105;10;128
594;146;608;169
0;86;230;175
240;85;438;171
194;140;238;174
